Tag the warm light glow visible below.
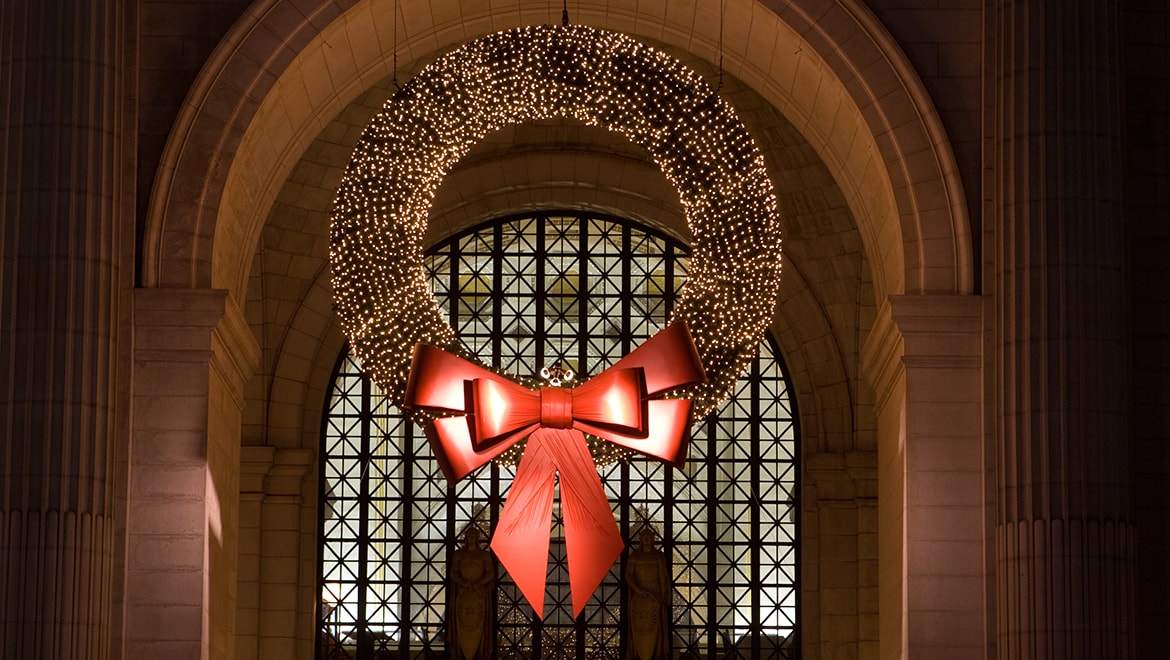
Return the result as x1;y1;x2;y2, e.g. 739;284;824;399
603;389;626;422
330;24;782;438
486;384;509;428
321;582;343;605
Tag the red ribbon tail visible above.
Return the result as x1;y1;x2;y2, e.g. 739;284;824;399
491;432;557;619
546;428;625;619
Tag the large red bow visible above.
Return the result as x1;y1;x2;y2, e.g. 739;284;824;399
403;323;705;618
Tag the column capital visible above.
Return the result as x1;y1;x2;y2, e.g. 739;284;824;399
239;446;313;498
134;287;261;406
134;287;227;356
241;445;276;495
806;451;878;502
888;293;982;363
266;448;314;498
861;293;983;410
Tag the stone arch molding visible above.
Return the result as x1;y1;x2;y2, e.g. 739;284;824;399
142;0;973;305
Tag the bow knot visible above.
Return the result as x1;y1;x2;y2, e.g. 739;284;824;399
403;323;705;618
539;387;573;428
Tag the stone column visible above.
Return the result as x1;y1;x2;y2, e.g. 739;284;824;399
127;289;259;660
0;2;134;658
991;2;1133;658
862;294;985;660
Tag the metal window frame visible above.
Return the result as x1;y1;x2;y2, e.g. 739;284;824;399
317;211;800;659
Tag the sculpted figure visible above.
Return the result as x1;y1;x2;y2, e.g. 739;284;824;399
449;526;494;660
625;527;670;660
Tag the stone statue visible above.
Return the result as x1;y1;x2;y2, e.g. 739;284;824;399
625;527;671;660
449;526;494;660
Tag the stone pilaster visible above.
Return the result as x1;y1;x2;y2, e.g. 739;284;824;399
862;294;985;660
805;451;878;660
127;289;259;660
237;446;276;660
990;2;1133;658
0;2;134;658
235;445;314;660
257;449;313;659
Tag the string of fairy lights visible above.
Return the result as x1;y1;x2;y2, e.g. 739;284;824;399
330;24;783;454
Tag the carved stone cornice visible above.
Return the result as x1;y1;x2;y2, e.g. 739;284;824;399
861;294;982;410
265;448;314;499
134;288;261;407
240;445;276;495
859;296;903;413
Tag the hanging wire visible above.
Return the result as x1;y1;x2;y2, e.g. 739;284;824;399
718;0;725;90
392;0;400;89
562;0;570;26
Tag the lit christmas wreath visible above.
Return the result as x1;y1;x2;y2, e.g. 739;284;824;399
331;23;782;421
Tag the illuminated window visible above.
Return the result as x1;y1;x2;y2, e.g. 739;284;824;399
319;211;799;659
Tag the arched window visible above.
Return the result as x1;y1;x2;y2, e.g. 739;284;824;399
319;212;799;659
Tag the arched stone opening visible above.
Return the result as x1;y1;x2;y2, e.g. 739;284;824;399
132;2;978;659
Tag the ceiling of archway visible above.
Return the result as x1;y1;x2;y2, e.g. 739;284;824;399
252;45;869;274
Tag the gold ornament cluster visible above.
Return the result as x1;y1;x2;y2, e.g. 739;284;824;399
331;24;782;420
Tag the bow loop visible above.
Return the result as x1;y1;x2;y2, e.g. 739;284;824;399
565;366;645;436
609;322;705;395
470;377;540;450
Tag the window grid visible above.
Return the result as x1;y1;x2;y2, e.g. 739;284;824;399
319;212;799;659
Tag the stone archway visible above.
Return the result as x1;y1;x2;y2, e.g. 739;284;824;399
134;2;980;659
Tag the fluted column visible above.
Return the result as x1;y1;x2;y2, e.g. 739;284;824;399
992;1;1133;658
0;2;133;658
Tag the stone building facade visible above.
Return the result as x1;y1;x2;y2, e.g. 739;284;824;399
1;1;1166;658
